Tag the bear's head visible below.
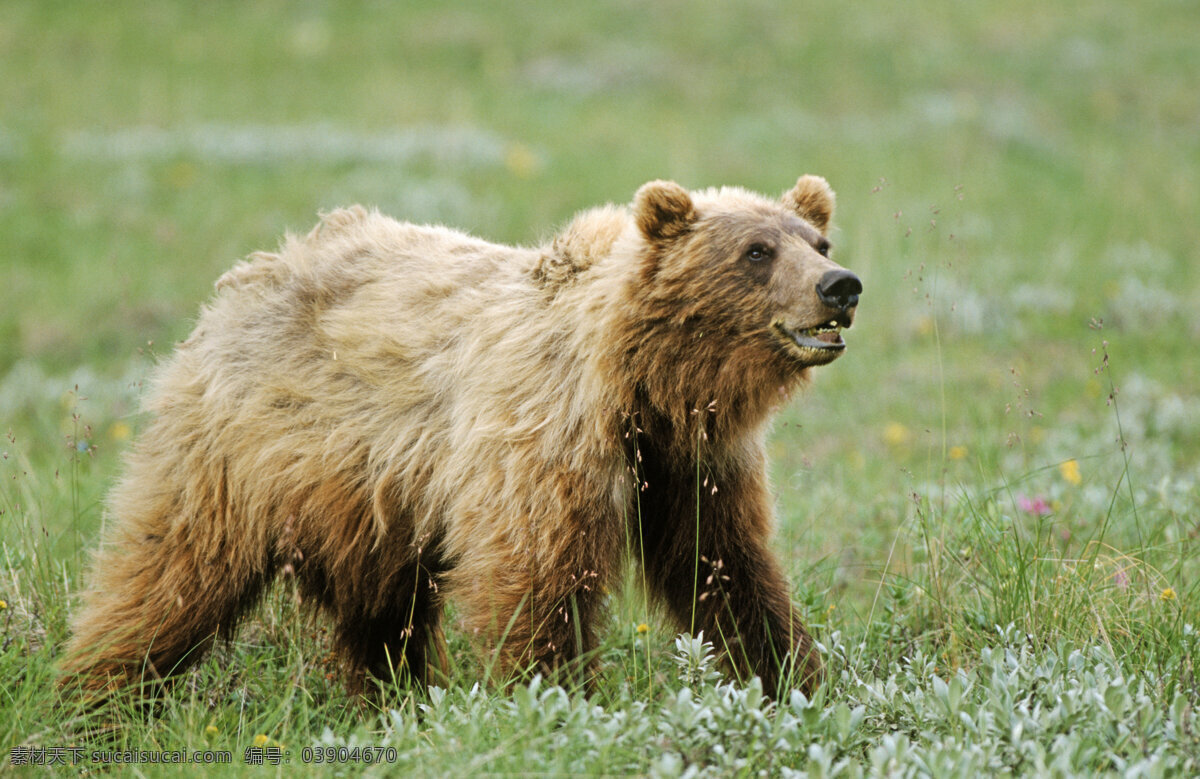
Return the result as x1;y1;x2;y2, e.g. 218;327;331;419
630;175;861;382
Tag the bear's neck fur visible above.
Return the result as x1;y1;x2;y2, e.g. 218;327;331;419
606;301;805;460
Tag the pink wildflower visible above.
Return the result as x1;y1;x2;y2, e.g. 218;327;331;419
1016;494;1053;516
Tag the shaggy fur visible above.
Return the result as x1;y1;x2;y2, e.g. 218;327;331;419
63;175;859;697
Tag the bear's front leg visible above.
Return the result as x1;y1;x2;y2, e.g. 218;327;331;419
444;501;621;690
635;442;823;697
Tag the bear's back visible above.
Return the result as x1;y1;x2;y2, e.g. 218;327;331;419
147;207;604;486
192;208;540;378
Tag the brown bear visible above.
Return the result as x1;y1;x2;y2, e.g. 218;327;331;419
63;175;860;698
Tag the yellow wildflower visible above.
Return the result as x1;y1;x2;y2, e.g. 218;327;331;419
636;623;649;634
883;422;911;448
253;734;269;747
948;445;967;461
1059;459;1082;486
0;599;7;610
1160;587;1176;602
504;143;540;179
205;725;218;736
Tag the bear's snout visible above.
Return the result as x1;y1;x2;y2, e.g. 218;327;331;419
815;269;862;313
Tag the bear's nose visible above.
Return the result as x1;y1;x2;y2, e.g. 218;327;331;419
816;269;862;311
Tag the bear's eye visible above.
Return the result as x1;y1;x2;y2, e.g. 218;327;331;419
744;243;773;262
816;239;831;257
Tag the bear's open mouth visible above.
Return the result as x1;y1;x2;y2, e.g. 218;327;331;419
773;318;847;353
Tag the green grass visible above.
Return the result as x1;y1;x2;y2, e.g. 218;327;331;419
2;0;1198;774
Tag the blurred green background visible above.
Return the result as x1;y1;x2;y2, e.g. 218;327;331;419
2;0;1197;616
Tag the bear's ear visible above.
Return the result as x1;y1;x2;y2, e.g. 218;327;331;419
634;180;696;241
783;175;836;235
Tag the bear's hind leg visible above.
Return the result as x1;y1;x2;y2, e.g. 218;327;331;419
330;553;448;692
63;504;274;693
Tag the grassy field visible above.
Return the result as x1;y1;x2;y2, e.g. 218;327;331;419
2;0;1198;774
